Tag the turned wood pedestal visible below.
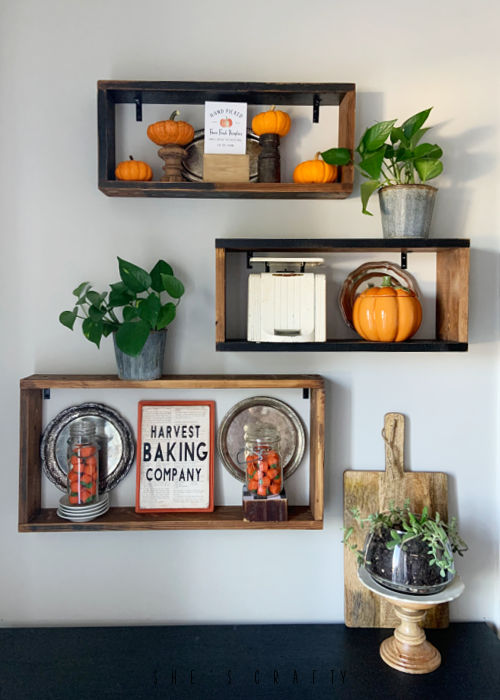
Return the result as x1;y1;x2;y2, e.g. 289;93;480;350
358;567;465;674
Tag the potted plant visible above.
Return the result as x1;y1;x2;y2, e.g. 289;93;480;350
343;500;467;595
59;257;185;380
322;107;443;238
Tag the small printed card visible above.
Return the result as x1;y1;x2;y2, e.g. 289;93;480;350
204;101;247;154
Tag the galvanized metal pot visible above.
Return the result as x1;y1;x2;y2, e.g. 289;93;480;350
113;330;167;380
378;184;437;238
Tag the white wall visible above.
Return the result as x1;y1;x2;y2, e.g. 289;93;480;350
1;0;498;628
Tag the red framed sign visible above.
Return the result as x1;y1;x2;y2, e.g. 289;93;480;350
136;401;215;513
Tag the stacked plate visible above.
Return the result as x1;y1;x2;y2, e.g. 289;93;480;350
57;493;110;522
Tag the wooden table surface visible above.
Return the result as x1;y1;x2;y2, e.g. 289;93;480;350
0;622;498;699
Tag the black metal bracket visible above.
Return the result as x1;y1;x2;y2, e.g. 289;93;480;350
302;388;309;399
43;388;51;400
313;95;321;123
134;95;142;122
246;251;254;269
401;252;408;270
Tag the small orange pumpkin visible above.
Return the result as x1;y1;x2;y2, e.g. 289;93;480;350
293;152;337;184
352;276;422;342
115;156;152;181
252;105;291;137
147;110;195;146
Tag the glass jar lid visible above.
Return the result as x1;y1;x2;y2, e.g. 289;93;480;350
69;418;96;443
244;421;280;443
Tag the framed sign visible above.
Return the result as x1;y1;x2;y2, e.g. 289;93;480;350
136;401;215;513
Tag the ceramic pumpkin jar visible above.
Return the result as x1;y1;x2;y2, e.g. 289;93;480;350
115;156;152;181
293;152;337;184
147;110;195;146
352;276;422;342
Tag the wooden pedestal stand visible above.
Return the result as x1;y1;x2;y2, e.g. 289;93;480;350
358;567;464;674
158;144;187;182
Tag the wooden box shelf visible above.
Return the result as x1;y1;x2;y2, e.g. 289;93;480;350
215;238;470;352
19;374;325;532
98;81;355;199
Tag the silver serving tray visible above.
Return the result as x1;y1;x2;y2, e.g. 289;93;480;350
217;396;306;483
182;129;261;182
41;402;135;493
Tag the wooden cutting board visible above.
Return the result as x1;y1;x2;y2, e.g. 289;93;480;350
343;412;449;629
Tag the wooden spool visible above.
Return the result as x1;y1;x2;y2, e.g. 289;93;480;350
257;133;281;183
158;144;187;182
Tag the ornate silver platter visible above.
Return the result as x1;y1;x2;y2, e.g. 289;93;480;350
41;402;135;493
182;129;261;182
217;396;306;483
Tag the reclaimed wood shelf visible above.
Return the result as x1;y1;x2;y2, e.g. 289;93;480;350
215;238;470;351
98;81;355;199
19;374;325;532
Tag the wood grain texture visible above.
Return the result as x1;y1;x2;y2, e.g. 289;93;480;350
18;388;43;527
309;386;325;521
20;374;325;389
215;249;226;344
344;413;449;629
18;505;320;532
338;89;356;189
436;247;470;342
19;374;325;532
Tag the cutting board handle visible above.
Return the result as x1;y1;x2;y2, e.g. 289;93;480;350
382;412;405;480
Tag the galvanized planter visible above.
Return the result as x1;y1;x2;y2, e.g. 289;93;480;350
379;184;437;238
113;330;167;380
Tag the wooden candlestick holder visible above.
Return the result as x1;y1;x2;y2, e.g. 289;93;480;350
158;144;187;182
358;567;464;674
257;133;281;182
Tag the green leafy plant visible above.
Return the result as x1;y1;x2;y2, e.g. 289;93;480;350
321;107;443;215
343;500;467;578
59;257;185;357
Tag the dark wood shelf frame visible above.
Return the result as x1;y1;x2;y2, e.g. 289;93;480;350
19;374;325;532
98;81;356;199
215;238;470;351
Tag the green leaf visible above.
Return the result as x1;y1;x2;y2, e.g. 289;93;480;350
401;108;432;141
150;260;174;292
413;143;443;160
390;127;406;146
102;321;118;337
161;273;185;299
123;306;139;322
157;302;176;329
360;180;380;215
109;281;135;307
359;119;397;152
86;291;107;308
115;320;151;357
415;158;443;182
82;317;103;348
137;293;161;328
59;310;77;330
358;148;385;180
88;305;105;322
72;282;90;297
118;257;152;294
409;126;430;149
320;147;352;166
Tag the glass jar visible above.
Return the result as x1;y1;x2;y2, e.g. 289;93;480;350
244;422;282;498
364;526;454;595
67;419;99;505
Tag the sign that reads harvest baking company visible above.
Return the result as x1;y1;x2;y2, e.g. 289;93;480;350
136;401;215;513
204;101;247;154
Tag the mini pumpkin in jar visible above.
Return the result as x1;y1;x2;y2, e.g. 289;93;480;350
244;422;283;497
